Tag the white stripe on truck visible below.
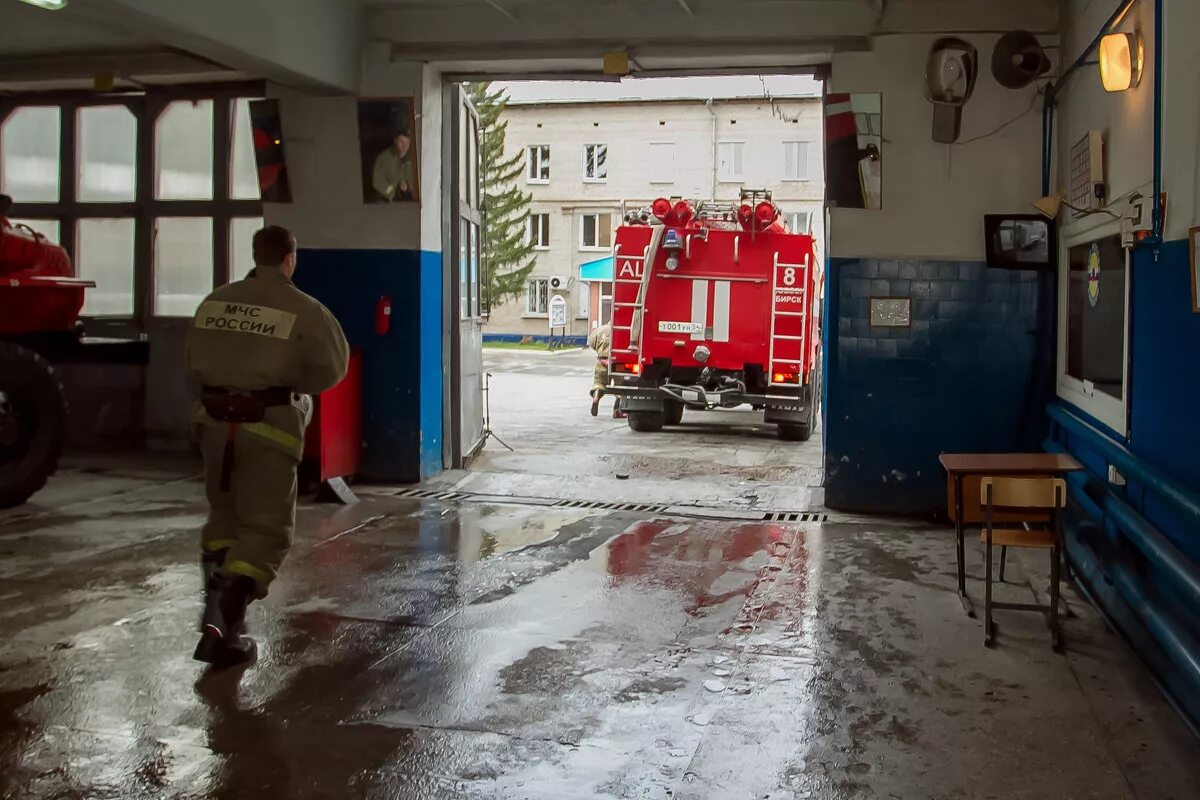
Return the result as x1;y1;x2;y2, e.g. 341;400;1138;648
713;281;731;342
691;279;709;341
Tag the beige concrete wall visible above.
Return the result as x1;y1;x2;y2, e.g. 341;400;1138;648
486;96;826;337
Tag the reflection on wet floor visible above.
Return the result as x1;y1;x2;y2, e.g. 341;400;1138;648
1;483;1197;799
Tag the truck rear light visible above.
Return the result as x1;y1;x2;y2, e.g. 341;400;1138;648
632;363;642;374
773;371;799;384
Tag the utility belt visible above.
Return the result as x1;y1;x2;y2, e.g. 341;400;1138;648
201;386;294;424
200;387;297;492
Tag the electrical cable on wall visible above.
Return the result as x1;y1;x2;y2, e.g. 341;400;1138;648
954;84;1046;145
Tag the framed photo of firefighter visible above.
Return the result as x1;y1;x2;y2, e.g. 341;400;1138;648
357;98;419;204
1191;225;1200;313
824;92;882;210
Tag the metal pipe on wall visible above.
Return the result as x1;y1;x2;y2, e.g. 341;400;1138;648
706;97;717;200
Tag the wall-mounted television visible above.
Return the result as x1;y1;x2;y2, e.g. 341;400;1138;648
984;214;1056;270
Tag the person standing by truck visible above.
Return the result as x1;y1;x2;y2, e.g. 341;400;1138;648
588;321;622;418
187;225;349;669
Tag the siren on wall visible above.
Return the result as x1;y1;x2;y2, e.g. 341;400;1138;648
991;30;1053;89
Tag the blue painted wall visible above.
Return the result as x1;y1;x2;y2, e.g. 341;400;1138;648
1129;239;1200;491
294;248;443;483
824;258;1047;515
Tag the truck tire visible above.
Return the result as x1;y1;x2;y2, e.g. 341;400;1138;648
664;401;684;426
0;341;66;509
627;411;665;433
777;423;811;442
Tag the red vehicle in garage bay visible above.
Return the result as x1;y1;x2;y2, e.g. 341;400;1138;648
605;191;823;441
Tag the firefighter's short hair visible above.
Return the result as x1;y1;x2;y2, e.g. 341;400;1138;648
252;225;297;267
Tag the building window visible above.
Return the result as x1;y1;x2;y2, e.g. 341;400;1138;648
526;145;550;183
7;218;60;244
230;216;265;280
77;218;136;317
718;141;745;182
1;106;61;202
230;98;262;200
1058;226;1128;432
649;142;675;184
153;217;214;317
528;213;550;249
783;141;810;181
584;143;608;181
526;278;550;316
78;105;137;202
786;210;813;235
156;99;215;200
580;212;613;250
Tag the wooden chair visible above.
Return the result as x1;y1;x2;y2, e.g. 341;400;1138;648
980;477;1067;649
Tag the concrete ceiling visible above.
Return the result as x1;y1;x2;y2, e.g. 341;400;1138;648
0;0;1058;92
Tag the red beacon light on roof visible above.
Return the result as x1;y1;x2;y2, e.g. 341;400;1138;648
651;197;673;221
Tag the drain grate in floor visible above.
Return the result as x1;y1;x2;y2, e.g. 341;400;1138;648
553;499;668;513
392;488;469;502
764;511;828;523
391;488;827;524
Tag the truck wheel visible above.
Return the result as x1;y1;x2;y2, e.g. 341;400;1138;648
627;411;665;433
777;423;811;442
664;401;684;426
0;342;66;508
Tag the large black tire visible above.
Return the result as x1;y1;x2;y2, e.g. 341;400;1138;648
777;423;811;442
627;411;665;433
0;341;66;508
664;401;684;426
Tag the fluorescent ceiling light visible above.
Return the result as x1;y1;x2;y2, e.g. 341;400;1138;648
18;0;68;9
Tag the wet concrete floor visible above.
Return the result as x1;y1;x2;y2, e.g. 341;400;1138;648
1;458;1197;799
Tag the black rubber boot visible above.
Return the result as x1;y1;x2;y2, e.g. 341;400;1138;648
193;574;258;669
590;391;600;417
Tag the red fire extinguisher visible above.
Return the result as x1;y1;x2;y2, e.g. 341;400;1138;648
375;296;391;336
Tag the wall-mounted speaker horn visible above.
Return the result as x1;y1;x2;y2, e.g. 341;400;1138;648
992;30;1052;89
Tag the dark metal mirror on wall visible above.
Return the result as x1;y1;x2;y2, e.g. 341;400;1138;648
824;92;882;210
248;99;292;203
357;98;419;204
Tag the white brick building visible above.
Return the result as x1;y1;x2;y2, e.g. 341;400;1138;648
484;77;825;339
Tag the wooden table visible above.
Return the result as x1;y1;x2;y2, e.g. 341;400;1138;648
939;453;1084;617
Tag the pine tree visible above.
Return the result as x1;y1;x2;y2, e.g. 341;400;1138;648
468;82;536;313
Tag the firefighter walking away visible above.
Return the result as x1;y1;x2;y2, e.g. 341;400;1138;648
186;225;349;670
588;321;622;418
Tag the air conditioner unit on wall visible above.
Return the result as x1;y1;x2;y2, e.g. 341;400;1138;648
549;275;569;291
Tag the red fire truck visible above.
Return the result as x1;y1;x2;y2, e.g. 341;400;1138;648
605;191;822;441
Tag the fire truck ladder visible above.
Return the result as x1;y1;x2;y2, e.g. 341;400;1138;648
768;250;810;389
612;224;664;359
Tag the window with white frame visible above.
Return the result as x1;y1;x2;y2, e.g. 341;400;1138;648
528;213;550;249
649;142;675;184
783;141;810;181
786;210;813;235
584;143;608;181
580;212;613;250
1057;223;1128;433
526;145;550;183
718;141;744;182
525;278;550;315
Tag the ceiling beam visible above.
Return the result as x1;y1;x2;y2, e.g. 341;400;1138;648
482;0;517;20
